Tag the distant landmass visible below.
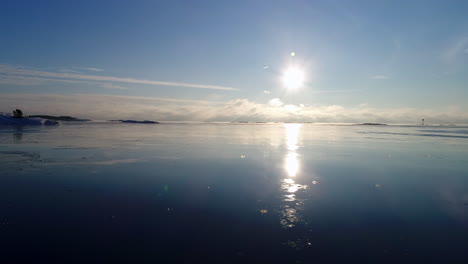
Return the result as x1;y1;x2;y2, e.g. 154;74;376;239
358;123;387;126
111;120;159;124
28;115;90;122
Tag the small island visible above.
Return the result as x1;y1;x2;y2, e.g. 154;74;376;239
358;123;387;126
111;120;159;124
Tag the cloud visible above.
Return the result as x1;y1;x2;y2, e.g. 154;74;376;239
1;93;467;124
99;83;128;90
57;67;104;74
369;75;389;79
0;75;52;86
58;69;83;74
263;90;270;94
284;104;299;111
269;98;284;107
76;67;104;72
0;64;239;91
0;74;128;90
311;89;361;93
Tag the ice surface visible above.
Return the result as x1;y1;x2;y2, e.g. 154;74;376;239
1;123;467;262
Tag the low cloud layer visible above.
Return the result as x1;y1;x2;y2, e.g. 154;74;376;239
1;93;467;124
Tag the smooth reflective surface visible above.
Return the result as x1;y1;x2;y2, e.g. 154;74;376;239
1;123;468;262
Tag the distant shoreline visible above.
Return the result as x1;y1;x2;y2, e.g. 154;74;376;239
28;115;90;122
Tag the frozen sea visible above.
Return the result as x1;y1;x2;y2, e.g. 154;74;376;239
1;123;467;263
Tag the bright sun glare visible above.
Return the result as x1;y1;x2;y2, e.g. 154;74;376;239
282;67;305;90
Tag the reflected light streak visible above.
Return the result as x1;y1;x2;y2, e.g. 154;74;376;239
285;152;299;177
280;124;305;228
284;124;302;177
284;178;295;184
285;124;301;151
288;185;299;193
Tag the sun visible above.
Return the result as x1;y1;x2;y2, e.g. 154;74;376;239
282;67;305;90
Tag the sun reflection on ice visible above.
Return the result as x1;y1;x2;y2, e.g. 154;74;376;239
280;124;308;229
285;124;301;151
284;124;302;177
285;153;299;177
281;179;308;200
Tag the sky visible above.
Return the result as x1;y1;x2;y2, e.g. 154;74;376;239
1;0;468;123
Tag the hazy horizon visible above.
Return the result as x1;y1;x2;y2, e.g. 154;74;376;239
1;92;468;125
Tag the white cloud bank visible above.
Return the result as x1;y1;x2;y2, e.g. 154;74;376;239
1;93;467;124
268;98;284;107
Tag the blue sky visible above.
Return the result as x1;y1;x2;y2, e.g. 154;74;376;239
1;0;468;123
